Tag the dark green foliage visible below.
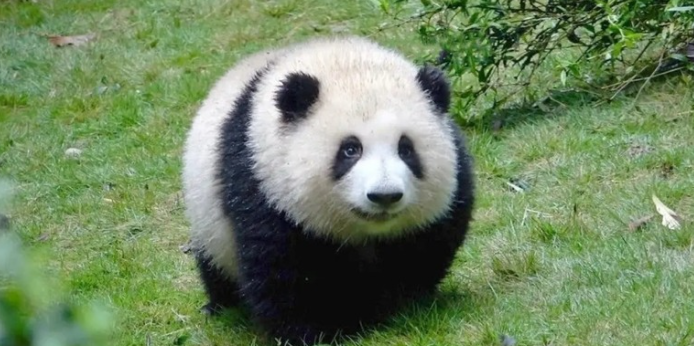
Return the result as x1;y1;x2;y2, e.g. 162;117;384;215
381;0;694;118
0;234;112;346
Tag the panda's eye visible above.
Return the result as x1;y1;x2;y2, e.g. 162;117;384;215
398;136;415;159
342;143;362;159
338;136;362;160
399;145;412;158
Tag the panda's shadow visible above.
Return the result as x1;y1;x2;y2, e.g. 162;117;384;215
199;306;267;344
458;88;601;134
204;286;491;346
362;286;492;341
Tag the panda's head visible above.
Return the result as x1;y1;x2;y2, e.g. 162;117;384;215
248;38;461;243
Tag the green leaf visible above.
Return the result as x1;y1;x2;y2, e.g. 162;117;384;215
666;6;694;12
378;0;389;13
378;0;694;115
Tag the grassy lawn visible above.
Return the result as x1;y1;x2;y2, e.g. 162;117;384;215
1;0;693;345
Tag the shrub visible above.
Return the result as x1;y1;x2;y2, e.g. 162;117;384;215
0;181;112;346
379;0;694;119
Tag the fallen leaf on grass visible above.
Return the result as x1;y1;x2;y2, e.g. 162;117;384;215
47;33;96;47
506;177;530;193
506;181;525;193
628;214;654;231
652;194;683;230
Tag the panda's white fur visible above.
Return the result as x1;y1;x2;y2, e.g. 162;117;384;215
181;35;474;344
248;38;459;242
182;48;286;279
183;36;459;279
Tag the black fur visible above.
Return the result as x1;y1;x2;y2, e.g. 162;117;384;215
193;67;271;317
205;67;475;346
194;251;242;315
398;135;424;179
416;65;451;114
275;72;321;124
331;135;362;181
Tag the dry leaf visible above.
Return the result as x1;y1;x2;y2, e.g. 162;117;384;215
48;33;96;47
506;181;524;193
506;178;530;193
651;194;683;230
628;214;654;231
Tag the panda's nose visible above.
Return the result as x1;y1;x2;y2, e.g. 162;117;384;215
367;191;403;208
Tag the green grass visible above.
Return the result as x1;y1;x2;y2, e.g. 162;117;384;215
1;0;693;345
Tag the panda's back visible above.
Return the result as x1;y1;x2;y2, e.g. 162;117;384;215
181;47;286;279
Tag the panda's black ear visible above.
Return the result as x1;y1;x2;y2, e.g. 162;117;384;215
416;65;450;115
275;72;321;124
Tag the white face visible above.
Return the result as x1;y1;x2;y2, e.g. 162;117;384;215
334;112;422;230
246;40;461;243
342;144;414;219
250;97;460;242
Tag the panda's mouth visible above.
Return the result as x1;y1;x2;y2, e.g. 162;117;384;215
351;208;399;222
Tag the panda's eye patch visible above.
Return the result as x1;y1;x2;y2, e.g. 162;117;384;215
332;136;363;180
398;136;415;158
339;137;362;159
399;135;424;179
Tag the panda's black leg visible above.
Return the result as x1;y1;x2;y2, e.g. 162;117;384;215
194;251;241;315
363;222;468;318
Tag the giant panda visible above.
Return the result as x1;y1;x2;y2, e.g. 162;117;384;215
181;35;475;345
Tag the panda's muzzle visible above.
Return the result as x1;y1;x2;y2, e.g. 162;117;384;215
366;191;403;208
351;191;404;222
351;208;399;222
